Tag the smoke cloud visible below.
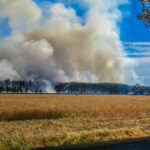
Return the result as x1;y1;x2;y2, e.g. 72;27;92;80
0;0;136;83
0;0;41;21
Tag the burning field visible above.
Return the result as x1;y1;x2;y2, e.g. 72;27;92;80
1;94;150;149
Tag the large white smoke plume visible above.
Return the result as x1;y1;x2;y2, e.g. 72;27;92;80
0;0;136;83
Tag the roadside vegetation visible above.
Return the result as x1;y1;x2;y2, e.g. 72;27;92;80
1;95;150;149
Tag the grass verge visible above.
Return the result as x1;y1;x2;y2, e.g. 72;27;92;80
1;116;150;150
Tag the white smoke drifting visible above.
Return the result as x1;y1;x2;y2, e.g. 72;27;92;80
0;0;136;83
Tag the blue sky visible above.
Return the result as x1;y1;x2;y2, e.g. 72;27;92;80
119;0;150;42
119;0;150;85
0;0;150;85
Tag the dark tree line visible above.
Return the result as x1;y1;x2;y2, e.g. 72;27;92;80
0;79;42;93
1;80;150;95
0;79;29;93
54;82;150;95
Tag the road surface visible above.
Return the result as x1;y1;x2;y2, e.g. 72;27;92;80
33;138;150;150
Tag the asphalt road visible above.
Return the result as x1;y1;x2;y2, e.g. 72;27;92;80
33;138;150;150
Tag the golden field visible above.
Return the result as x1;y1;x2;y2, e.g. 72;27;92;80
0;94;150;150
1;94;150;120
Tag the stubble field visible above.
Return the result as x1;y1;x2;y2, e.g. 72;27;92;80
0;94;150;150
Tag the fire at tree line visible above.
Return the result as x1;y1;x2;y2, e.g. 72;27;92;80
0;79;150;95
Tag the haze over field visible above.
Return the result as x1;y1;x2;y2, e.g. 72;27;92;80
0;0;138;84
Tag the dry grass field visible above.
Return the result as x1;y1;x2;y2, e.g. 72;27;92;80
1;94;150;120
0;94;150;150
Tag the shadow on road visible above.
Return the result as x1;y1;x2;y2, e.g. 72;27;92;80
32;137;150;150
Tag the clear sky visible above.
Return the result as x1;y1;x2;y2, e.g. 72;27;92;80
119;0;150;86
0;0;150;85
